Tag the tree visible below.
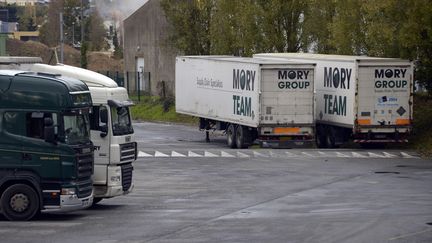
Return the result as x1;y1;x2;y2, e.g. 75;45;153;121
302;0;336;53
86;9;107;51
17;5;37;31
257;0;307;53
113;28;123;59
160;0;214;55
39;0;63;47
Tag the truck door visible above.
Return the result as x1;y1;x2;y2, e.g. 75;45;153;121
357;65;412;128
21;112;62;179
89;105;110;185
1;111;25;168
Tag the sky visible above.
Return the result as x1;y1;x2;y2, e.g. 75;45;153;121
94;0;149;20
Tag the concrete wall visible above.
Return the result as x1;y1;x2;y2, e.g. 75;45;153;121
123;0;176;97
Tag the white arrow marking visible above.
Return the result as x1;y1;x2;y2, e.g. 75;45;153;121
302;152;316;157
336;152;351;158
138;151;153;157
188;151;202;157
171;151;186;157
285;152;298;157
352;152;367;158
400;152;419;159
318;151;330;157
383;152;398;158
221;151;236;157
154;151;170;157
368;152;386;158
237;152;250;158
204;151;219;157
253;151;269;157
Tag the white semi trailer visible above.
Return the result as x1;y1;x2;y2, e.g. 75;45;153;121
176;56;316;148
29;64;136;203
254;53;413;147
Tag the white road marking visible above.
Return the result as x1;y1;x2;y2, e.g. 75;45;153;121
302;152;316;157
171;151;186;157
368;152;387;158
138;151;153;157
237;152;250;158
137;150;418;159
383;152;398;158
400;152;419;159
253;151;269;157
188;151;203;157
335;152;351;158
352;152;367;158
285;152;298;157
154;151;170;157
204;151;219;157
221;151;236;157
318;151;330;157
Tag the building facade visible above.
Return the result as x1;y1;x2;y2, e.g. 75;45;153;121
123;0;176;97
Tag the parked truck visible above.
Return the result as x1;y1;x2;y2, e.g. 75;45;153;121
0;70;94;221
176;56;316;148
28;64;136;204
254;53;413;147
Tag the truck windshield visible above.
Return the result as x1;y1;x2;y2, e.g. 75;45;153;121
111;106;133;136
63;114;90;145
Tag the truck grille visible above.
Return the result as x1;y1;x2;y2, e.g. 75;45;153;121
77;153;94;179
120;142;137;162
76;179;93;198
76;150;94;198
121;163;133;191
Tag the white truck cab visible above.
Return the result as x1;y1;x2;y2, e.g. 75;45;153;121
30;64;137;203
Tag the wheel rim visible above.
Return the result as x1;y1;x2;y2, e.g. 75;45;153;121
227;130;233;144
10;193;30;213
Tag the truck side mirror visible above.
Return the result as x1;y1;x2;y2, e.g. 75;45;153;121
100;125;108;138
99;108;108;138
100;108;108;124
44;117;56;144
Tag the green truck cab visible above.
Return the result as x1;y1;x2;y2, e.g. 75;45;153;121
0;70;94;221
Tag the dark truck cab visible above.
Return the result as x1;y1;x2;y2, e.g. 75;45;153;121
0;70;94;221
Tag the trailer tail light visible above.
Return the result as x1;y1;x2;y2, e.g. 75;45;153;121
357;119;371;125
273;127;300;134
396;119;410;125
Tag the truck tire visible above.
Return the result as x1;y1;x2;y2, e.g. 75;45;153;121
227;124;237;148
1;184;40;221
326;128;336;148
92;198;103;206
236;125;250;149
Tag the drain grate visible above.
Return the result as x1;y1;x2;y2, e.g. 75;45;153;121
374;171;400;174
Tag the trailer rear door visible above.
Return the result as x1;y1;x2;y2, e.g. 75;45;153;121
260;66;314;128
357;65;412;128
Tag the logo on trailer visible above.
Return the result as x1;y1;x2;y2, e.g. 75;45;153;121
232;69;256;118
277;70;311;89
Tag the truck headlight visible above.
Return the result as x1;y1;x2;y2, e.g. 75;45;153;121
110;176;121;183
61;188;77;195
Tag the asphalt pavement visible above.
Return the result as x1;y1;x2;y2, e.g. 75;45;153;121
1;122;431;243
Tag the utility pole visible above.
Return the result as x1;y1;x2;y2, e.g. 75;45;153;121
80;0;84;44
60;12;64;64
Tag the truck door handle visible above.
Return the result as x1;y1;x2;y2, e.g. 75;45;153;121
22;153;32;160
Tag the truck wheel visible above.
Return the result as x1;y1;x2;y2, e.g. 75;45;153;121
1;184;40;221
236;125;250;149
316;133;327;148
92;198;103;206
326;128;336;148
227;124;237;148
